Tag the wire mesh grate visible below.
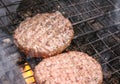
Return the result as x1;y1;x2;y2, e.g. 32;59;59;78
0;0;120;84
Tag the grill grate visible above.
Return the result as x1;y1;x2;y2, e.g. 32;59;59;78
0;0;120;84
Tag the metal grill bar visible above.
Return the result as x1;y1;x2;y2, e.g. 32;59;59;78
0;0;120;84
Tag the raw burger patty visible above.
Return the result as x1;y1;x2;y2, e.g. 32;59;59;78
34;51;103;84
14;11;74;58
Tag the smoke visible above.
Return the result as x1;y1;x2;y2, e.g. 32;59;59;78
0;0;21;27
114;0;120;30
112;0;120;23
106;0;120;31
114;0;120;8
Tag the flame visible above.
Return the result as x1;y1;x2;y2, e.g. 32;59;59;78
22;63;35;84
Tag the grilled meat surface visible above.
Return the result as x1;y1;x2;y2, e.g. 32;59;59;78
14;11;74;58
34;51;103;84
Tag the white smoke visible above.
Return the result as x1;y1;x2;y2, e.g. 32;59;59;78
0;0;21;27
114;0;120;31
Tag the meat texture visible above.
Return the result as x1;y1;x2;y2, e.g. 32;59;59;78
14;11;74;58
34;51;103;84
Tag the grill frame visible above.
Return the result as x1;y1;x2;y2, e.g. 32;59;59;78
0;0;120;84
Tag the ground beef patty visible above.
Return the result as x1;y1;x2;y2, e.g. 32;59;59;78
34;51;103;84
14;11;74;58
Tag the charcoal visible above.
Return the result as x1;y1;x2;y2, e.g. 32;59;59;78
104;72;120;84
100;5;115;13
89;21;103;30
80;44;96;55
74;35;89;46
102;64;113;79
111;44;120;56
0;0;120;83
93;0;112;7
115;32;120;39
103;36;117;47
92;40;107;52
108;26;119;33
73;27;82;36
70;15;83;23
109;57;120;70
69;0;87;4
101;50;117;62
80;23;93;33
87;32;99;42
97;29;110;37
92;54;105;64
65;40;80;51
81;12;91;19
64;6;79;17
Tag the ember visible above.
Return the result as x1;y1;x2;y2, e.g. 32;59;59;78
0;0;120;84
21;63;35;84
